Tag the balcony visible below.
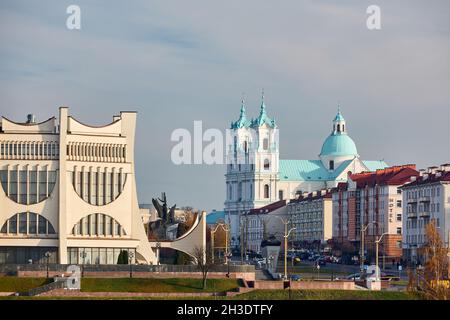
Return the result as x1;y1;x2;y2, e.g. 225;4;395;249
419;210;430;217
419;196;430;202
407;211;417;219
407;198;417;204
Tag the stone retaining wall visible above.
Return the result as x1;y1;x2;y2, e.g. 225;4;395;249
16;271;255;281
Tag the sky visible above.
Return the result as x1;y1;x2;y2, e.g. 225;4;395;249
1;0;449;212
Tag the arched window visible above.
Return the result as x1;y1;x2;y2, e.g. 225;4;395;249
329;160;334;170
263;138;269;150
71;213;126;237
342;124;345;132
264;184;270;199
337;124;340;132
264;159;270;170
0;212;56;235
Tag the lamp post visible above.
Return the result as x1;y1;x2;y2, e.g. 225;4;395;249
128;251;134;278
375;233;388;281
80;251;87;277
44;251;51;278
272;215;296;280
360;221;378;275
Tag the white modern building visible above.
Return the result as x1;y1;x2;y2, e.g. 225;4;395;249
400;164;450;264
224;93;388;247
0;108;156;264
288;189;333;244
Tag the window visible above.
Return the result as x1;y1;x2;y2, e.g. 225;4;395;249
279;190;284;200
396;200;402;208
396;227;402;235
396;214;402;222
329;160;334;170
264;159;270;170
263;138;269;150
264;184;270;198
0;212;55;236
71;213;125;237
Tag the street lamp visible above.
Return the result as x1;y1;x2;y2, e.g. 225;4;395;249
272;215;296;280
80;250;87;277
360;221;378;274
128;251;134;278
375;232;388;281
44;251;51;278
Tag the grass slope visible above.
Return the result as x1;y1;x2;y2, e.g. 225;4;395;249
80;278;240;293
0;277;51;292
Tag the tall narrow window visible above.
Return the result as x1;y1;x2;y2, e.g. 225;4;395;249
264;184;270;199
329;160;334;170
264;159;270;170
263;138;269;150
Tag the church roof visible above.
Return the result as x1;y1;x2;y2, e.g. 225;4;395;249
279;159;389;182
230;102;252;129
320;133;358;157
363;160;389;172
251;99;276;128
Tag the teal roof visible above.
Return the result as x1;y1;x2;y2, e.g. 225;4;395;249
206;211;226;224
334;110;345;122
362;160;389;171
251;100;276;128
231;102;252;129
279;159;350;181
279;159;389;182
320;133;358;157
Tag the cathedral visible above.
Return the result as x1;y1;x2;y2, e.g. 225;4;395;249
224;93;388;246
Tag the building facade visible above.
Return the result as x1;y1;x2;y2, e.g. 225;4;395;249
332;165;419;261
0;108;155;265
288;189;333;245
400;164;450;264
243;200;287;253
225;94;388;248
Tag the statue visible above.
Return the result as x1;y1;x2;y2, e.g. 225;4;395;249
148;192;176;240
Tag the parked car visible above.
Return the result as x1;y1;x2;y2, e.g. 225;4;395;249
290;274;301;281
346;273;361;280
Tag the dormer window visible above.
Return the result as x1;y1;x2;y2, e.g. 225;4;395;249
329;160;334;170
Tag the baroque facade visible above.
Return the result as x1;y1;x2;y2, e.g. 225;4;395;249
224;94;388;247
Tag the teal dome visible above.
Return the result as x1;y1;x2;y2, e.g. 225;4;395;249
320;133;358;157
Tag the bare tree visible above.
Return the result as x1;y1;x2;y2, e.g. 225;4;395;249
419;220;449;300
192;245;215;289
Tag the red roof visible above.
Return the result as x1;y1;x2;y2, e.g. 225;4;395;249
349;164;419;187
402;170;450;188
248;200;286;215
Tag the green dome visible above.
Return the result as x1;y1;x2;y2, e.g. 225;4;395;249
320;133;358;157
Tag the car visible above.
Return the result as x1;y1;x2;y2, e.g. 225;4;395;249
290;274;301;281
346;273;361;280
